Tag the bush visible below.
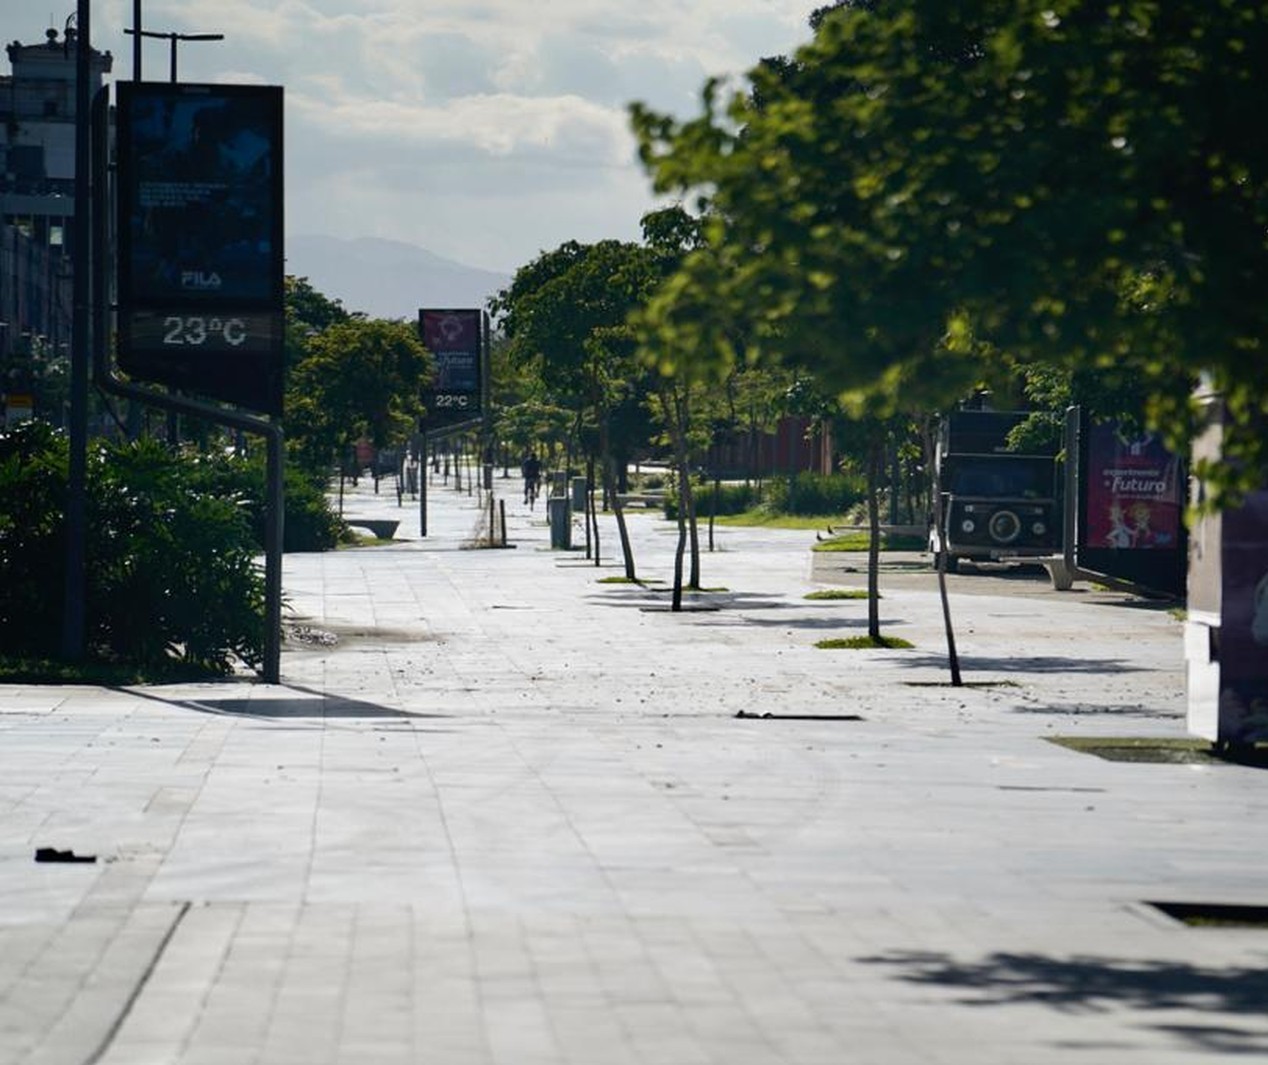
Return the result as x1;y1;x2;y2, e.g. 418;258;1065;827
0;423;265;675
764;471;867;516
663;479;761;519
183;447;343;553
0;421;67;656
660;472;866;519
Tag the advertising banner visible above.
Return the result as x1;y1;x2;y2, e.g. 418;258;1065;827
1078;417;1186;595
419;309;485;431
116;82;284;415
1083;421;1182;550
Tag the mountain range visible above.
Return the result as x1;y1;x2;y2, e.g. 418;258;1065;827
285;235;511;320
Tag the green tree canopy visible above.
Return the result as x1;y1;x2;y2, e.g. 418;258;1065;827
287;317;432;471
632;1;1268;497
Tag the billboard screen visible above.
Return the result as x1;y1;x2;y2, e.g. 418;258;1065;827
116;82;284;415
419;309;485;430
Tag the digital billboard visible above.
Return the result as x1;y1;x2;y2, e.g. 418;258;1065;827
116;82;284;415
419;309;486;431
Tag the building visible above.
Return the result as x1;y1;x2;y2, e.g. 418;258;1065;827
0;24;111;423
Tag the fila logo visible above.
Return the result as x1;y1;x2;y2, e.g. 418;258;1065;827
181;271;223;290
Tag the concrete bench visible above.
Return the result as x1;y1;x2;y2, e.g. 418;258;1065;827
1040;555;1075;591
616;493;666;508
346;518;400;540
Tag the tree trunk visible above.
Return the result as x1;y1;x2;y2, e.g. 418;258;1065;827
588;454;600;566
686;472;701;589
925;417;962;685
660;387;694;611
867;434;882;642
601;418;637;580
709;473;718;552
672;498;687;611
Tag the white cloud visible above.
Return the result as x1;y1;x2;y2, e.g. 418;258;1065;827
6;0;821;275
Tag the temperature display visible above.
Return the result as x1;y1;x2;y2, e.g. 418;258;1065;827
124;309;280;356
433;393;471;409
163;316;250;347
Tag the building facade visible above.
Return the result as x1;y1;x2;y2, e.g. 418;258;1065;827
0;25;111;423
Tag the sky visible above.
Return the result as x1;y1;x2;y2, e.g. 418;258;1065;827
3;1;822;274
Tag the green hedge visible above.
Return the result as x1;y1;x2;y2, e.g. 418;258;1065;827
0;423;266;675
184;449;343;553
664;472;866;519
764;471;867;515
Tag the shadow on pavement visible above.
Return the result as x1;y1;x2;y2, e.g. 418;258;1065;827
888;653;1153;675
858;950;1268;1056
586;589;790;611
1013;701;1182;719
123;684;446;720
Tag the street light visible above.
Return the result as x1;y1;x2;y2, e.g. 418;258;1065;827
124;27;224;83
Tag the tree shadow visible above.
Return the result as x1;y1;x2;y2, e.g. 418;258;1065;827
888;652;1152;675
585;588;790;611
859;950;1268;1054
737;614;903;631
1013;702;1182;719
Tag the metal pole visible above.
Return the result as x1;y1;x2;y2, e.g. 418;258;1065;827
419;428;428;536
169;33;177;82
62;0;92;662
263;428;284;683
133;0;142;79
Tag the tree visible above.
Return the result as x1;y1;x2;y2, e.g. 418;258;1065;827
492;238;665;579
632;1;1268;503
287;318;432;480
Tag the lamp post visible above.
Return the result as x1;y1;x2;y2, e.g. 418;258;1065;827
124;27;224;83
62;0;91;660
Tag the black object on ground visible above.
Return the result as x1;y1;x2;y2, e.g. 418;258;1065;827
34;847;97;863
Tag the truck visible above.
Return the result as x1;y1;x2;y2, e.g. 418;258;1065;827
929;409;1062;572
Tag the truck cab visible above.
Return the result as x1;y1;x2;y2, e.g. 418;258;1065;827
930;410;1061;571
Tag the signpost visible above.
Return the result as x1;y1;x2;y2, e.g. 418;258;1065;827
418;309;487;431
109;79;287;681
417;309;488;535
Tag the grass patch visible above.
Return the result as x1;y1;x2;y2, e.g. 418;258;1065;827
813;532;927;552
596;576;664;585
712;510;838;530
1047;736;1268;766
0;654;221;686
815;635;914;650
804;589;871;600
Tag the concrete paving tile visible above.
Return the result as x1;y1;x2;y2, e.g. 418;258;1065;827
4;481;1260;1063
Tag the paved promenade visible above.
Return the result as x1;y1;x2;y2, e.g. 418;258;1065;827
2;473;1265;1064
